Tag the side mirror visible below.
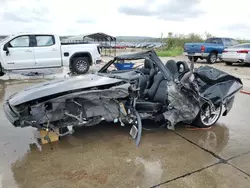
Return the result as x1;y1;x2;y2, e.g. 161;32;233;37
3;43;8;51
3;43;10;55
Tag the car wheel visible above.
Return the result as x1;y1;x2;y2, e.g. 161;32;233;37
207;52;217;64
71;57;90;74
193;104;222;128
188;56;198;62
225;62;233;66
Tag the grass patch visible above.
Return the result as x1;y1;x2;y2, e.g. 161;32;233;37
156;47;183;57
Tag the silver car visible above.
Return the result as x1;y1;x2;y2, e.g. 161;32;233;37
221;43;250;65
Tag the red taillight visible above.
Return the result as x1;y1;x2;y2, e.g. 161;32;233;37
201;45;205;52
237;50;249;54
223;50;228;53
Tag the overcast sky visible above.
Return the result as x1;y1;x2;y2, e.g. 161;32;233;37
0;0;249;38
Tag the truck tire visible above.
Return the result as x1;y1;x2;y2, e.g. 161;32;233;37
225;62;233;66
71;57;90;74
188;56;198;62
207;52;217;64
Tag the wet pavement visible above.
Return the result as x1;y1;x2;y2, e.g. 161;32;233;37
0;65;250;188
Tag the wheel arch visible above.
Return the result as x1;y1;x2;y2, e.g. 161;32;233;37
0;62;3;71
0;62;5;76
69;52;93;68
210;50;218;55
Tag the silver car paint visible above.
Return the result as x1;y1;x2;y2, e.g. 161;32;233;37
8;74;123;106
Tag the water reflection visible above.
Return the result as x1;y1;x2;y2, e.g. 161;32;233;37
134;157;163;187
177;123;229;154
197;124;229;153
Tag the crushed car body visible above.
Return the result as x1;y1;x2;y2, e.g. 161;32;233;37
3;50;243;146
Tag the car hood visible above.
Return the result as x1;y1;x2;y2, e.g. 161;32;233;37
8;74;123;106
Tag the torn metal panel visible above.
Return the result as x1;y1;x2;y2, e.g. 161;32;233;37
164;81;200;130
194;66;242;104
8;74;124;106
18;83;130;127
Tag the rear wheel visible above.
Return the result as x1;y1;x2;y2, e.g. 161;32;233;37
207;52;217;64
225;61;233;66
188;56;198;62
71;57;90;74
193;104;222;128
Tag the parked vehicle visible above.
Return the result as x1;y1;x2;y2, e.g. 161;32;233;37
221;43;250;65
184;37;239;64
0;33;101;76
3;50;242;146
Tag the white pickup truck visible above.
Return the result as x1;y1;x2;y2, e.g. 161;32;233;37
0;33;101;76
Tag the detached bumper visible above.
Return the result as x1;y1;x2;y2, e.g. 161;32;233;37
183;52;209;57
3;101;20;127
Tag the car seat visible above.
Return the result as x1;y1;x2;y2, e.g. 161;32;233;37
136;72;168;112
165;60;179;81
176;61;190;80
165;60;190;81
140;59;157;88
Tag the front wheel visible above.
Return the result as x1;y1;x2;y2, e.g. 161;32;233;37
193;104;222;128
71;57;90;74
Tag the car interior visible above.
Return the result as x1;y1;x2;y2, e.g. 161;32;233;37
135;59;190;113
102;57;191;113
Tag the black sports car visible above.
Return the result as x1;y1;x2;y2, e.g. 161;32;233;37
3;50;243;145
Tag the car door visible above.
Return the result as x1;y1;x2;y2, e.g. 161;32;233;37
1;35;35;70
33;35;62;68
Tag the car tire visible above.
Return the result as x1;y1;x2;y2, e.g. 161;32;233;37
188;56;198;62
71;57;90;74
225;62;233;66
207;52;217;64
193;104;222;128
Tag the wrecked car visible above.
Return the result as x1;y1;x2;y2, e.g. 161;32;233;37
3;50;243;145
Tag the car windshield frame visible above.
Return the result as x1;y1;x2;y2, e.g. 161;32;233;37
98;50;173;82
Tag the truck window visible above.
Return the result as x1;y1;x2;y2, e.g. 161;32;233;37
225;39;232;46
205;38;223;44
36;35;55;47
9;36;30;47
